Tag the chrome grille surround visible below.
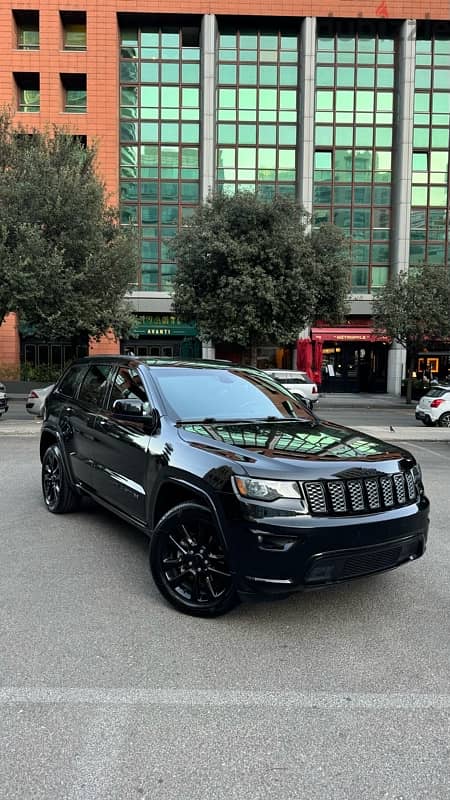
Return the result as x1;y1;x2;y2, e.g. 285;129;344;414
303;482;327;513
393;473;406;504
327;481;347;512
302;471;417;516
380;476;394;507
365;478;381;510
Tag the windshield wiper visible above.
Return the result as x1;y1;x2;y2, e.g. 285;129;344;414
176;416;313;426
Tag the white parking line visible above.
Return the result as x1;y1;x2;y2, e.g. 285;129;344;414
1;688;450;709
403;442;450;461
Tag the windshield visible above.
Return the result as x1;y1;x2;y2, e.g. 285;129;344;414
147;366;313;422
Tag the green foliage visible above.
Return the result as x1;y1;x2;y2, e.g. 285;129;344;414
172;193;351;350
0;108;138;339
20;363;63;382
373;265;450;351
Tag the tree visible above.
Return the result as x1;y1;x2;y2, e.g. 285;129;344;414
373;265;450;403
172;192;351;362
0;108;138;342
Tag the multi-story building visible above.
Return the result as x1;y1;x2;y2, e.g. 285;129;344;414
0;1;449;392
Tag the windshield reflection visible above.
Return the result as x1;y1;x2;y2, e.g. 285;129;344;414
147;365;313;423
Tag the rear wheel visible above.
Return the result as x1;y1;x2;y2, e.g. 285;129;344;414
422;416;435;427
438;412;450;428
149;502;238;617
42;444;80;513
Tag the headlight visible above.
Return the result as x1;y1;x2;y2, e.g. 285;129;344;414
412;464;422;483
232;476;302;502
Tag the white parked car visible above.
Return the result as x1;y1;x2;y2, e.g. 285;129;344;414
26;384;54;417
415;384;450;427
264;370;319;409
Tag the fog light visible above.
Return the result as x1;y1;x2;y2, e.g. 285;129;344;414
307;562;336;582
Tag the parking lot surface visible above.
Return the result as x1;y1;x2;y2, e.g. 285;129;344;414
0;437;449;799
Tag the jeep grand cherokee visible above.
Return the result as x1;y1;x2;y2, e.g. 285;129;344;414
40;356;429;617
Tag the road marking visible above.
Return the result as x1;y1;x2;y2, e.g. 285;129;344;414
404;442;450;461
1;688;450;709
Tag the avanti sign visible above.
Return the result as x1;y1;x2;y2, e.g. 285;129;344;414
130;315;198;338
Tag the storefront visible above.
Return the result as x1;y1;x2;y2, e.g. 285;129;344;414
122;315;201;360
311;326;390;393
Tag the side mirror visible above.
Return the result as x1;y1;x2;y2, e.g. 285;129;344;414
113;398;144;416
112;399;160;434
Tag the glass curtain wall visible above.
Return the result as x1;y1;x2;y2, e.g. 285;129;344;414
119;22;201;290
216;23;300;197
410;23;450;266
313;22;395;293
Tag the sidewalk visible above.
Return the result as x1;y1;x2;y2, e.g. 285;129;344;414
318;392;409;410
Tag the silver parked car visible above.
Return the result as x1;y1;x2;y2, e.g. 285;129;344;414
0;381;9;418
26;384;54;417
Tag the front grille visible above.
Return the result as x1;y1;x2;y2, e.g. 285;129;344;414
342;547;401;578
303;471;417;516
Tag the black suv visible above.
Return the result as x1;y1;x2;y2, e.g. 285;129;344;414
40;356;429;617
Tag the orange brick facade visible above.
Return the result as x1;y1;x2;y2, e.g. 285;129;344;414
0;0;448;377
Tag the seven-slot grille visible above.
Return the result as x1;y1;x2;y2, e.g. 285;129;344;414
303;471;417;516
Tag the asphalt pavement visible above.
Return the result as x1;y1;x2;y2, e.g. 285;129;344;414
0;436;449;799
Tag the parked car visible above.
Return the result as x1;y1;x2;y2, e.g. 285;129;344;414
40;356;429;617
264;369;319;409
26;384;54;417
415;384;450;427
0;382;9;418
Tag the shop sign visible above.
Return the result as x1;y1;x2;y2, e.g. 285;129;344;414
130;315;198;338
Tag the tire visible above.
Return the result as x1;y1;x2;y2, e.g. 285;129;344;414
438;412;450;428
422;416;435;427
149;502;239;617
42;444;80;514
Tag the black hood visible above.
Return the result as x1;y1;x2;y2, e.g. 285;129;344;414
178;418;415;480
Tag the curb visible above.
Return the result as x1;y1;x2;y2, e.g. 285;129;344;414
1;421;450;443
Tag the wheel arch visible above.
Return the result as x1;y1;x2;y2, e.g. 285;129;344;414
151;479;225;539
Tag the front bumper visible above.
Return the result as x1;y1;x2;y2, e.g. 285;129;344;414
225;498;430;597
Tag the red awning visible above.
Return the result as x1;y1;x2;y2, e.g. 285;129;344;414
311;327;390;343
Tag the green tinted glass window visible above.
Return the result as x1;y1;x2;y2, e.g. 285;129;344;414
260;66;278;84
141;63;159;82
238;124;256;144
182;63;199;83
337;67;355;86
219;64;236;83
279;67;297;86
219;89;236;107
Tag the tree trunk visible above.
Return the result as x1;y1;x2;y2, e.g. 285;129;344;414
405;343;418;405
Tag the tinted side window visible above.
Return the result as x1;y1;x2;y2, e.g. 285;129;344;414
109;367;149;408
77;364;111;409
57;364;88;398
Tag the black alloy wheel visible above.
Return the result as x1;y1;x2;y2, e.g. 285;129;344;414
42;444;80;514
149;502;238;617
438;412;450;428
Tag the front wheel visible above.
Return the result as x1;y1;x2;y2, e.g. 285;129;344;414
42;444;80;513
438;412;450;428
149;502;239;617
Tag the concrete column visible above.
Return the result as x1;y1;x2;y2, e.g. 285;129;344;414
200;14;217;203
297;17;316;226
390;19;416;278
387;19;415;395
387;341;406;396
202;341;215;359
